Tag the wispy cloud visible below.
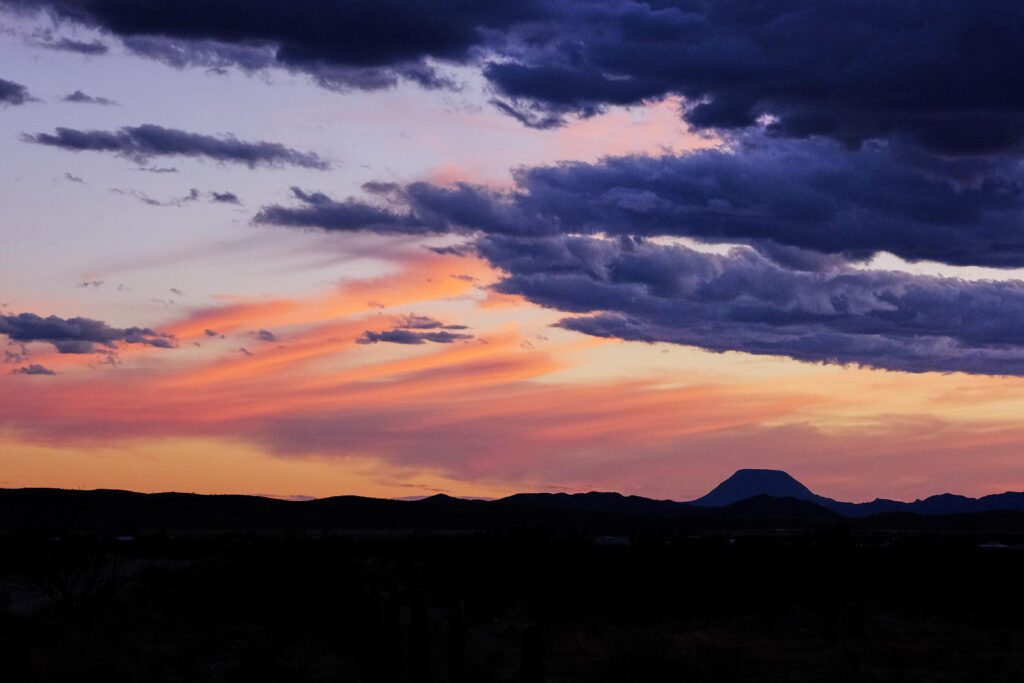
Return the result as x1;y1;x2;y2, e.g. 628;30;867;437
24;124;329;169
357;328;472;345
62;89;116;105
35;36;108;55
11;364;56;375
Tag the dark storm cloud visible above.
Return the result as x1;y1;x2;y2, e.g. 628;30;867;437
0;77;32;105
257;140;1024;269
484;235;1024;376
11;364;56;375
5;0;543;90
482;0;1024;153
258;144;1024;375
62;89;117;105
491;140;1024;269
23;124;328;169
0;312;175;354
14;1;1024;152
357;329;473;345
13;0;538;64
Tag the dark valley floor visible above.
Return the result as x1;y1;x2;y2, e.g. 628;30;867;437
3;529;1024;682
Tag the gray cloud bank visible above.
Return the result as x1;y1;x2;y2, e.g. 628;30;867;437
258;139;1024;270
7;0;1024;154
493;236;1024;376
256;137;1024;376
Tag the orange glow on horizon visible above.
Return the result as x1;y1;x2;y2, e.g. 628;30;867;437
7;247;1024;502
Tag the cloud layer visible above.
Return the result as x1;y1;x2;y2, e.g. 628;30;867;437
490;235;1024;376
24;124;328;168
256;139;1024;376
12;0;1024;378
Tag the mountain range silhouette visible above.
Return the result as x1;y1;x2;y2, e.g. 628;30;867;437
691;469;819;507
689;468;1024;518
4;469;1024;532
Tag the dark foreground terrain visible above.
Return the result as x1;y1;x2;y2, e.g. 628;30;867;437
3;526;1024;683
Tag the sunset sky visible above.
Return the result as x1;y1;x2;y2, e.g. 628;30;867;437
4;1;1024;503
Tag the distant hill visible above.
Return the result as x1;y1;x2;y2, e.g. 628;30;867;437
721;495;843;522
6;469;1024;533
689;470;1024;518
0;487;680;535
691;469;822;507
497;491;693;517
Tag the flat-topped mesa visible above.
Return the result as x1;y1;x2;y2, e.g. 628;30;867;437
691;469;819;507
